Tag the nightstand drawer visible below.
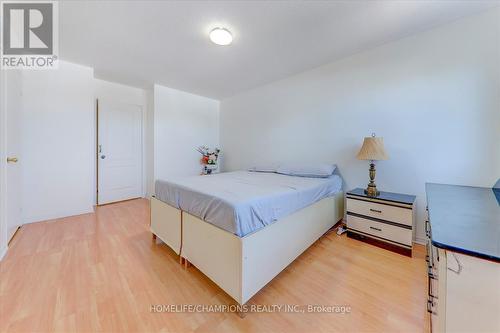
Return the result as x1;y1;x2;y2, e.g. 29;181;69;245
347;215;412;246
346;198;412;226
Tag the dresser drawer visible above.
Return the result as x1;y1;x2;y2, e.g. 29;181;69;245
346;198;413;226
347;215;412;246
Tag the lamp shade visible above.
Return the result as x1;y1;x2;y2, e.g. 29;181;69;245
356;136;389;161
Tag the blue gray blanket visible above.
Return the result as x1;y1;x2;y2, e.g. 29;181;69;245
155;171;343;237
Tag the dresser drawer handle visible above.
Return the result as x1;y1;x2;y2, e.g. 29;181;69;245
427;299;437;315
369;208;382;213
369;226;382;232
428;270;438;299
427;267;437;280
425;255;433;269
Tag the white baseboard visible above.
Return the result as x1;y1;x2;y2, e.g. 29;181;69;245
23;206;95;225
0;246;8;261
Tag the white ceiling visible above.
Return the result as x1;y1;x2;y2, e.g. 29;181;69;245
60;0;498;99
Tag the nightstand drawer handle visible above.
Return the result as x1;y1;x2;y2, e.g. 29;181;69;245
369;208;382;213
369;226;382;232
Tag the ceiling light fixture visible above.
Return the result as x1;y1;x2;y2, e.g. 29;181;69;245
209;28;233;46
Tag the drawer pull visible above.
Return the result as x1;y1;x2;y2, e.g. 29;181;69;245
369;226;382;232
428;268;438;299
369;208;382;213
427;299;437;315
425;255;433;269
426;241;435;269
425;220;431;238
427;267;437;280
427;281;438;299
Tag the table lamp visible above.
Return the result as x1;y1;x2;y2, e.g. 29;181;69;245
356;133;389;197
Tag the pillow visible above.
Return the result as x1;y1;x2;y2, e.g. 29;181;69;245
248;164;279;173
277;163;337;178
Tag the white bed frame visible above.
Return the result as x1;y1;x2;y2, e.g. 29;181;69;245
150;197;182;255
150;192;344;305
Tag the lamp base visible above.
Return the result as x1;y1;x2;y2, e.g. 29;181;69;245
365;162;380;197
364;186;380;197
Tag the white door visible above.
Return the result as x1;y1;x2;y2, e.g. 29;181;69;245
3;71;23;242
97;101;142;205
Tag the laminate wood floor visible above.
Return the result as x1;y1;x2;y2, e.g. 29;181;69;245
0;199;428;333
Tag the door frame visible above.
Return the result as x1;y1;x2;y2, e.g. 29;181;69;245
96;99;99;205
0;70;8;259
95;98;145;206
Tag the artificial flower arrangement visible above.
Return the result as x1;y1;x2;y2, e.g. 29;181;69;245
196;146;221;174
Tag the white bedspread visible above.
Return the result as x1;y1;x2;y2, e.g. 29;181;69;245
155;171;343;237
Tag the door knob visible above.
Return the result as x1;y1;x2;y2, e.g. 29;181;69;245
7;157;18;163
100;155;106;159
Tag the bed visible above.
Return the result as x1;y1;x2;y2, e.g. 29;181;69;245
150;170;344;306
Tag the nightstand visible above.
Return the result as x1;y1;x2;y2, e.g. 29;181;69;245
346;188;416;257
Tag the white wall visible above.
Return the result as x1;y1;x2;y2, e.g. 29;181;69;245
94;79;153;198
154;84;219;180
0;70;5;259
21;61;95;223
145;89;155;196
220;8;500;243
